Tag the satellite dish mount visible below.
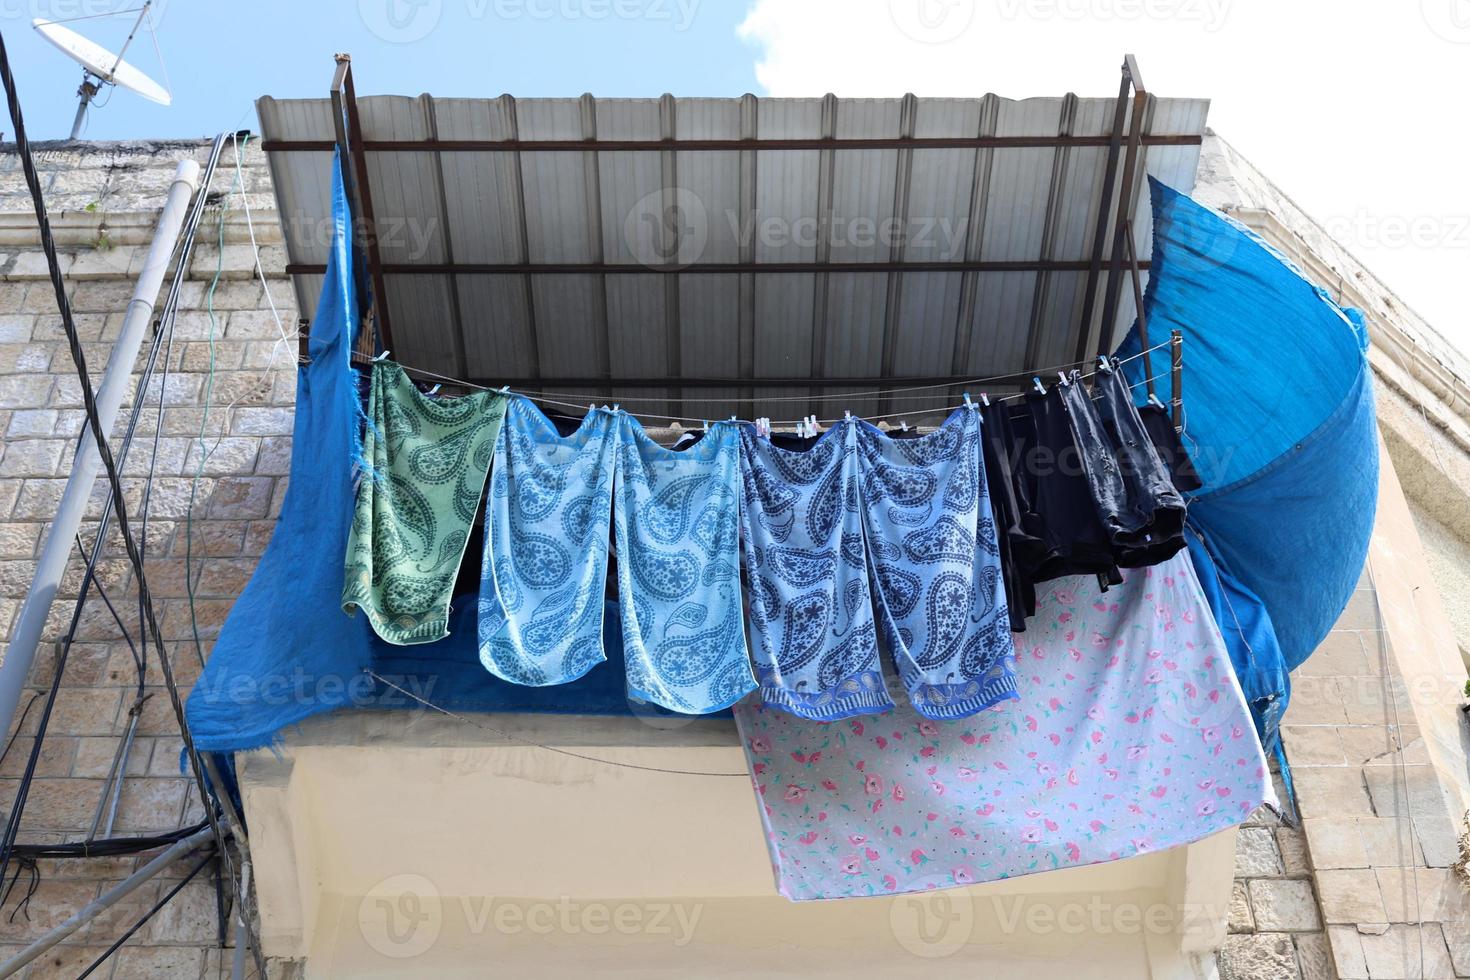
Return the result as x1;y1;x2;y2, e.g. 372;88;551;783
32;1;172;140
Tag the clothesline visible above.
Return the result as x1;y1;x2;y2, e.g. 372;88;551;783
330;340;1173;429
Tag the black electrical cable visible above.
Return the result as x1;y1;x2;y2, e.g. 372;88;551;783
0;127;224;882
0;39;247;962
76;850;216;979
7;821;209;860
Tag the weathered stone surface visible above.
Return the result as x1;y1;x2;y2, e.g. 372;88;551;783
1305;817;1370;870
1317;868;1388;924
1358;923;1454;979
1237;826;1288;878
1230;879;1256;934
1294;932;1334;980
1328;925;1369;979
1219;933;1300;980
1249;879;1323;932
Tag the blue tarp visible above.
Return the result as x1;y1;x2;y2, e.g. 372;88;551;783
186;156;657;753
1116;178;1377;711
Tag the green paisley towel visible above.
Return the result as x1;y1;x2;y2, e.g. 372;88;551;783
342;362;505;644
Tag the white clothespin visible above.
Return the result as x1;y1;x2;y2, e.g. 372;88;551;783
981;392;990;407
899;419;909;432
498;385;510;395
373;350;391;361
844;409;852;423
427;384;441;396
702;420;709;432
612;404;621;413
1097;356;1113;373
1057;371;1069;386
1148;393;1167;411
963;393;974;410
1032;376;1046;395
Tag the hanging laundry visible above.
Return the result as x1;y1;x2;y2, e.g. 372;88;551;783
478;399;618;686
342;362;505;645
614;416;755;713
980;400;1044;631
1062;367;1186;567
1015;386;1123;586
1139;402;1202;492
855;408;1015;720
739;422;892;721
733;551;1271;901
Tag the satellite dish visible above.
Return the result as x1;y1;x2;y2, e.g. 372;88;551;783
31;2;172;139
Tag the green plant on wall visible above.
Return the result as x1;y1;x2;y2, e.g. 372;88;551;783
83;200;113;251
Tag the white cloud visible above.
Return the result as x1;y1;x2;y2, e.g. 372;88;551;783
736;0;1470;354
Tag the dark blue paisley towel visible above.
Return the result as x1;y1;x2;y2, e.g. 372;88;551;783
479;398;618;686
613;416;755;713
855;407;1017;719
739;421;893;720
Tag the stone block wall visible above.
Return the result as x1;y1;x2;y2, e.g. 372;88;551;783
0;138;295;979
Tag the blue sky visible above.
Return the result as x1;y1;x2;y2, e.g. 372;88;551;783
5;0;761;138
3;0;1466;350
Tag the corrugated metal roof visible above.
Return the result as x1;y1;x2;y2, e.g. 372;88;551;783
258;92;1208;421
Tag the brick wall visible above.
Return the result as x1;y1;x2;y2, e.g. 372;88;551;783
0;139;295;979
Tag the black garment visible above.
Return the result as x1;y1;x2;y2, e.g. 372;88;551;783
1063;369;1187;568
1138;402;1203;492
1015;386;1123;586
981;401;1041;631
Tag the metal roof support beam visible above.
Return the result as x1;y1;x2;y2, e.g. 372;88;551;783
260;134;1200;153
1074;61;1132;363
284;259;1143;276
1095;54;1151;359
330;54;394;356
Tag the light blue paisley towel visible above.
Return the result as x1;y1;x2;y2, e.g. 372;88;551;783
478;398;618;685
739;422;892;720
855;407;1017;719
613;416;755;713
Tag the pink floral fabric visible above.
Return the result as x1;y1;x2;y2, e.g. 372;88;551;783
733;553;1271;901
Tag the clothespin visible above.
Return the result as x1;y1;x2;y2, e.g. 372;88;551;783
702;420;709;432
1057;371;1069;386
1032;376;1045;395
498;385;510;395
612;404;621;413
1097;356;1113;373
373;350;391;361
981;392;990;407
844;409;852;424
899;419;909;432
427;384;441;396
1148;393;1167;411
963;393;974;410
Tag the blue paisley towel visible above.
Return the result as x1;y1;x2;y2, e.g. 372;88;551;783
613;416;755;713
479;398;618;686
739;422;893;720
856;408;1017;719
